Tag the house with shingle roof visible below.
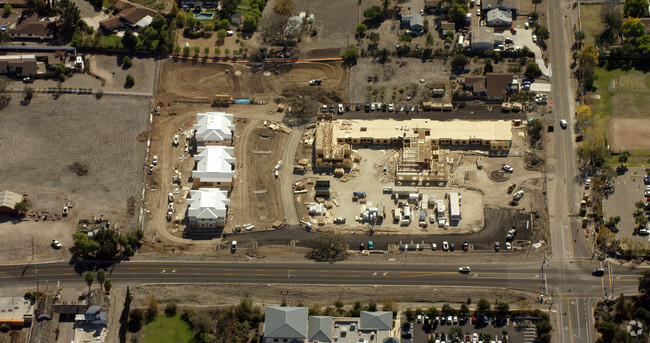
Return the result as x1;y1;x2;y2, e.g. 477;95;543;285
8;12;55;40
263;307;308;342
100;0;158;32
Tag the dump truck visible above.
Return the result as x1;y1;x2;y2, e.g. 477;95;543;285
213;94;234;104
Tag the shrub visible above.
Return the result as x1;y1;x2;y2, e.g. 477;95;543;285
165;301;177;316
122;56;132;69
125;75;135;87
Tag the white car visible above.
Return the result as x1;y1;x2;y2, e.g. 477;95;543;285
172;135;179;146
502;165;513;173
560;119;568;129
431;243;437;251
513;190;525;201
388;103;394;112
585;178;591;189
370;103;376;111
149;164;154;173
476;8;480;15
447;315;453;325
51;240;62;249
525;22;529;29
472;333;479;343
417;314;422;323
442;241;449;251
505;242;512;250
532;34;537;43
321;105;327;112
459;266;471;273
152;155;158;165
338;104;344;113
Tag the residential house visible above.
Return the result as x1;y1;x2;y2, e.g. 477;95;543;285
486;72;518;100
99;0;158;32
360;311;393;332
440;21;456;35
464;76;487;96
75;305;108;325
263;307;308;343
0;55;38;76
191;146;236;191
307;316;332;342
401;12;424;32
187;188;230;228
481;0;518;18
486;8;512;27
424;0;443;12
231;11;242;25
0;190;23;215
194;112;235;146
471;27;504;50
8;12;55;40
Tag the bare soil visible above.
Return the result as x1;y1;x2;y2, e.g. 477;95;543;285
0;94;150;263
87;55;157;94
610;118;650;151
157;59;347;103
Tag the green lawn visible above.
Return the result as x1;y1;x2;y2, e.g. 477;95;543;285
605;150;650;168
579;4;602;47
101;35;122;49
143;314;194;343
593;67;650;122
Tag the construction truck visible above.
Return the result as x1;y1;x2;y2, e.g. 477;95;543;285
213;94;234;104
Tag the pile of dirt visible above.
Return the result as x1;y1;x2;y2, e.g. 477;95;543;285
524;155;545;171
68;162;89;176
489;169;510;182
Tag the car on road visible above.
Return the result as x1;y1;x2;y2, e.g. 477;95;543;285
431;243;437;251
585;178;591;190
476;8;480;15
152;155;158;165
231;241;237;252
592;268;605;276
51;240;62;249
532;34;537;43
417;314;422;323
513;190;524;201
502;165;513;173
442;241;449;251
149;164;154;173
560;119;568;129
459;266;471;273
462;242;469;251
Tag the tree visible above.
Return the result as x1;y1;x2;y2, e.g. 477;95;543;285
606;216;621;229
449;2;468;22
597;227;616;249
193;46;200;55
367;302;378;311
450;327;463;339
182;45;191;56
425;307;440;318
274;0;294;16
524;61;542;78
536;26;550;40
84;271;94;293
576;105;593;131
145;294;159;322
600;165;616;184
185;16;198;30
356;24;367;37
150;13;166;31
128;308;144;332
635;213;648;227
399;34;413;43
476;298;491;315
104;279;112;294
96;269;106;291
122;56;132;69
3;4;11;15
364;5;383;20
484;59;493;74
121;29;138;50
495;302;509;316
165;301;177;316
425;32;434;47
579;126;609;167
404;308;416;322
217;19;231;30
125;75;135;87
578;45;598;89
532;0;542;8
217;29;227;41
639;270;650;298
441;303;454;315
624;0;648;18
242;15;257;31
451;54;469;70
334;301;344;312
55;0;81;39
204;46;209;55
220;0;239;16
600;2;623;43
622;17;646;40
307;231;348;262
618;151;631;166
342;44;360;64
370;32;381;45
459;304;470;317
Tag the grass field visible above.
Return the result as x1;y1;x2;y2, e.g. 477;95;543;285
143;314;194;343
579;4;602;47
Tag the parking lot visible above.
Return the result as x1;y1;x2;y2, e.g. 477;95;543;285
405;316;537;343
602;168;650;244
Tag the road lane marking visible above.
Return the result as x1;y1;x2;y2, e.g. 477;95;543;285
566;299;575;343
600;261;605;296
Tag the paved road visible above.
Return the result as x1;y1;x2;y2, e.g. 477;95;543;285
0;261;640;294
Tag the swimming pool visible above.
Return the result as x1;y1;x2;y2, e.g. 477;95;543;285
194;12;214;20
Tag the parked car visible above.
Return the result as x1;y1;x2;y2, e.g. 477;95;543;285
365;103;370;112
505;242;512;250
370;103;376;111
513;190;524;201
502;165;513;173
494;242;500;251
329;104;334;113
51;240;62;249
431;243;437;251
585;178;591;190
442;241;449;251
368;241;373;250
525;22;529;29
321;105;327;113
355;104;361;111
462;242;469;251
450;242;455;251
476;8;480;15
510;26;516;34
152;155;158;165
532;34;537;43
338;104;344;114
149;164;154;173
388;103;394;112
231;241;237;252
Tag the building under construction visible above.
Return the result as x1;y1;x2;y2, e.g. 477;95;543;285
314;120;353;171
396;135;449;183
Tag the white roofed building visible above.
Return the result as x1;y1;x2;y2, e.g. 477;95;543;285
188;188;230;228
194;112;235;146
192;146;236;191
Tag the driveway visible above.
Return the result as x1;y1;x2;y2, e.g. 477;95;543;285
602;167;650;244
503;23;551;77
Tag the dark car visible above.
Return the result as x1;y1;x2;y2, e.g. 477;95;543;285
462;242;469;251
365;103;370;112
593;268;605;276
345;104;351;111
367;76;373;82
329;104;334;113
355;104;361;111
450;242;455;251
382;103;387;111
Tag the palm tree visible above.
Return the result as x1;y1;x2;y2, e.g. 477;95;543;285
84;272;94;294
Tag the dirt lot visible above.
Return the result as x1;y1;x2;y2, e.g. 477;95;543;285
610;118;650;151
130;282;541;312
0;94;150;263
157;59;347;103
87;54;158;94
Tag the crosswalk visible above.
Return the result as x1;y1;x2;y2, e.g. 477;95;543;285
522;327;537;343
